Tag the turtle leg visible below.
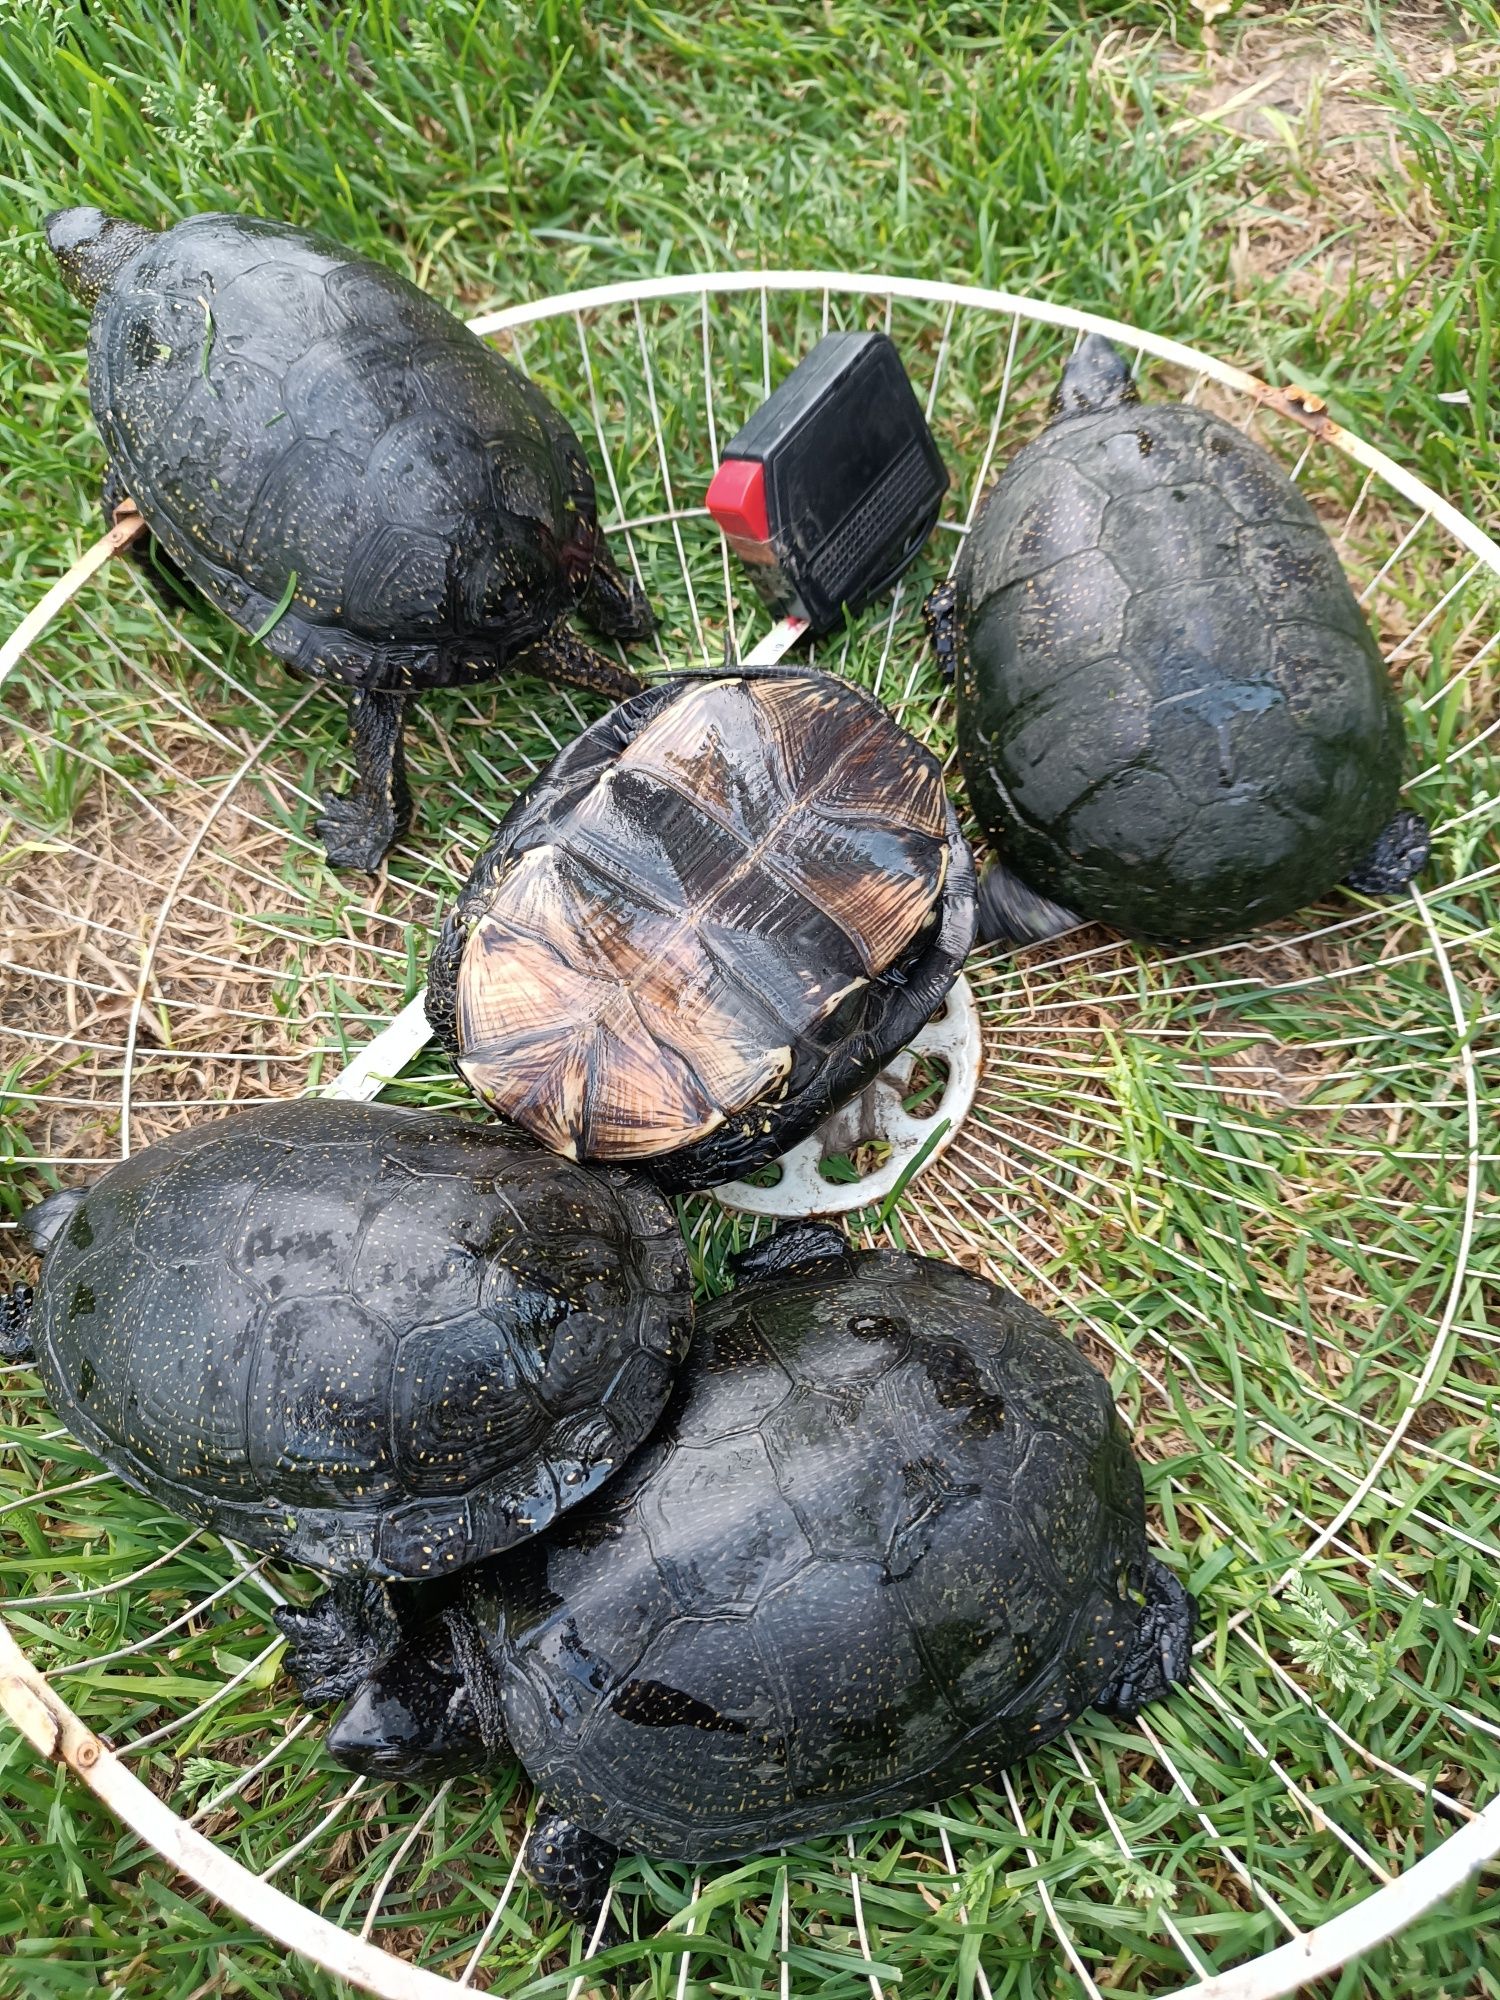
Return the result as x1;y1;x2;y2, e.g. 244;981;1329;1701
314;688;412;872
423;907;467;1057
1094;1561;1197;1718
274;1576;404;1707
976;860;1081;950
1343;808;1430;896
523;1806;623;1941
728;1223;852;1288
578;543;657;644
512;626;643;703
0;1285;35;1363
921;578;962;683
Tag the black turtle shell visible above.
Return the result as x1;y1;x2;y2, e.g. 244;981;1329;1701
473;1243;1151;1864
27;1102;691;1579
425;672;977;1192
954;396;1409;939
88;213;601;691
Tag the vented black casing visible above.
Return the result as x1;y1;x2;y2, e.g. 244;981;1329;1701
719;331;948;631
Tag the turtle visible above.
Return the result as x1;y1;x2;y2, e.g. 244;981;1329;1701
301;1222;1196;1934
43;205;654;872
0;1100;691;1682
924;332;1429;945
424;665;977;1193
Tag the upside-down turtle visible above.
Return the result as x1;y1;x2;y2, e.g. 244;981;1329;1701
425;666;977;1191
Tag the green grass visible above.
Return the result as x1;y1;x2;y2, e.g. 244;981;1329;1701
1;4;1498;1998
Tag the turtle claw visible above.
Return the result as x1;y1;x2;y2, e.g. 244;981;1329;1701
581;556;657;644
523;1806;622;1941
1095;1561;1196;1718
921;578;961;683
314;790;402;873
275;1577;403;1706
1344;808;1430;896
0;1285;35;1363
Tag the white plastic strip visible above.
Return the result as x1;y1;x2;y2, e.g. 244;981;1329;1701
0;1620;462;2000
322;993;433;1102
0;513;147;686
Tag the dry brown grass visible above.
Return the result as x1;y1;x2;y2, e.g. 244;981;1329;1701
1101;5;1500;305
0;649;433;1189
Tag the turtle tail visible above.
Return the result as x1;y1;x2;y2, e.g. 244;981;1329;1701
976;860;1080;950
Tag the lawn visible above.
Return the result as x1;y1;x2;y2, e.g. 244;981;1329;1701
0;4;1497;1999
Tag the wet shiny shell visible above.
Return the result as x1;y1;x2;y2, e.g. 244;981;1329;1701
429;674;975;1188
955;402;1408;939
479;1248;1149;1864
28;1102;691;1579
90;213;597;690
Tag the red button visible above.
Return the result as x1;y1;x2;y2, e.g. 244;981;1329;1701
706;457;771;544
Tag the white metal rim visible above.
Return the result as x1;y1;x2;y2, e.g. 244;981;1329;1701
0;270;1493;2000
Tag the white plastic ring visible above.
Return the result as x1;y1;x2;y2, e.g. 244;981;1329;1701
714;975;983;1216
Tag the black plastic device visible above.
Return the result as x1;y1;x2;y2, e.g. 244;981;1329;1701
705;330;949;634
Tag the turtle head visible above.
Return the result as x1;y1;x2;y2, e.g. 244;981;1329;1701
1050;333;1140;422
325;1608;504;1780
44;206;153;309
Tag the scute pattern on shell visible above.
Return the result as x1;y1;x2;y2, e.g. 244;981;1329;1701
29;1102;691;1579
955;402;1408;939
429;674;977;1188
479;1248;1150;1864
90;213;593;691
